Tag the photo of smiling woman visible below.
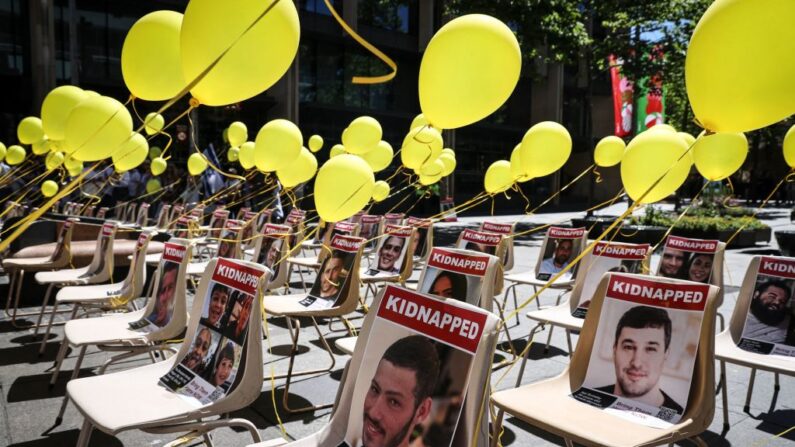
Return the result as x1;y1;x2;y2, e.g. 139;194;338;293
685;253;713;284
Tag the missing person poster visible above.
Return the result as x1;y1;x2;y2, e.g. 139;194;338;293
480;221;513;236
299;235;363;311
360;214;383;248
572;242;651;319
174;216;195;239
285;210;305;249
255;224;291;277
418;248;490;306
367;225;412;276
657;236;718;284
339;284;488;447
209;209;230;238
240;210;259;249
50;219;75;262
456;228;502;257
216;219;242;259
407;217;432;259
136;203;150;226
738;256;795;357
384;213;405;226
256;208;273;229
536;227;586;281
159;259;266;405
572;274;709;428
156;205;172;229
129;242;186;333
80;223;114;279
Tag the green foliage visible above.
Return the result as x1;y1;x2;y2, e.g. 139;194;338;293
629;206;768;232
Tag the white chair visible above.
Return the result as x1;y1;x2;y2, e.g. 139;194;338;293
289;221;359;293
406;216;434;268
251;223;292;292
358;224;416;303
480;220;516;271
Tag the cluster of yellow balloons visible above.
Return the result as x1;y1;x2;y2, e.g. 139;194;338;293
398;114;456;186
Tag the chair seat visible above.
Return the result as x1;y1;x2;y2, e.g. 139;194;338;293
16;240;164;268
2;256;61;271
187;261;209;276
504;271;574;289
359;269;400;284
35;267;92;285
288;256;321;269
65;310;148;346
334;336;357;356
526;302;584;332
67;359;202;434
491;373;697;447
145;252;163;266
262;294;311;317
56;282;126;304
715;331;795;374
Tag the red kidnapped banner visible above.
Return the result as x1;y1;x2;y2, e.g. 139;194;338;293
607;274;709;312
428;248;489;277
213;209;229;218
385;224;413;238
407;217;432;228
462;229;501;246
263;224;291;236
377;285;487;354
101;223;115;236
334;222;356;232
225;219;242;230
330;235;364;252
212;258;265;296
162;243;187;263
362;215;382;224
549;227;586;239
665;235;718;254
759;256;795;279
593;241;650;260
482;222;512;235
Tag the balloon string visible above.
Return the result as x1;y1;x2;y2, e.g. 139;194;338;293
650;181;709;252
593;166;603;183
725;169;792;246
513;183;532;214
186;109;245;181
722;177;740;209
322;0;396;84
0;158;36;186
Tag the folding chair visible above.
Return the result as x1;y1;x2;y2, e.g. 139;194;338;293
250;283;501;447
358;224;416;304
67;257;271;446
715;255;795;431
124;202;138;224
135;202;150;227
3;218;78;327
455;228;509;296
358;214;384;261
187;219;243;277
406;216;434;268
153;204;172;230
49;238;193;427
480;220;516;271
261;234;366;413
251;224;291;292
501;226;587;322
492;273;720;447
289;221;359;293
284;209;307;257
95;207;109;220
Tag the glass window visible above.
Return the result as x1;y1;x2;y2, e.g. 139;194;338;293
358;0;417;34
0;0;27;75
299;0;341;16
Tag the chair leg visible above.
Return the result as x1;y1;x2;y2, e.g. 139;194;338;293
54;345;87;426
717;312;725;331
4;269;17;315
514;323;543;388
490;409;504;447
39;303;77;356
50;337;71;387
565;330;573;355
202;432;215;447
75;419;93;447
744;368;756;413
774;372;780;391
533;285;540;310
279;317;336;414
720;361;729;431
33;283;55;334
543;325;555;354
564;440;574;447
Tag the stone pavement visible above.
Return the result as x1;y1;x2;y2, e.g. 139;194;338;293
0;207;794;446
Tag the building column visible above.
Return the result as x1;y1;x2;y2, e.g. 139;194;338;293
342;0;357;32
28;0;56;112
418;0;434;50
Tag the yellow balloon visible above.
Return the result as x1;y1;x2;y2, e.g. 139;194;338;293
41;86;89;141
420;158;445;177
519;122;571;177
692;132;747;181
238;141;255;169
330;144;345;158
484;160;513;194
181;0;300;106
372;181;390;202
227;146;240;162
342;116;381;154
621;131;690;204
18;117;44;144
419;172;442;186
401;126;443;170
112;133;149;172
439;152;456;176
410;114;429;131
678;132;696;147
509;143;531;182
187;153;208;176
419;14;521;129
32;137;50;156
646;123;676;134
594;136;626;167
151;157;167;176
45;151;65;171
41;180;59;198
784;125;795;168
144;113;165;135
146;178;162;194
122;11;186;101
308;134;323;152
228;121;247;147
64;155;83;176
149;146;162;160
65;96;133;161
686;0;795;132
277;147;317;188
0;143;7;162
6;145;25;165
314;154;374;222
360;140;393;172
254;119;302;172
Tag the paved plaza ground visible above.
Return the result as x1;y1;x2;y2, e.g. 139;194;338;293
0;204;793;446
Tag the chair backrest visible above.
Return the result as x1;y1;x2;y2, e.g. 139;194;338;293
95;207;108;220
384;212;404;226
49;218;79;265
255;208;273;229
240;210;259;251
208;208;230;238
320;284;500;447
359;214;384;249
729;256;795;356
655;235;725;306
297;235;365;315
112;231;154;305
480;220;516;270
128;238;192;341
415;246;500;311
252;224;291;290
156;204;172;229
81;221;117;281
217;219;243;259
158;257;270;410
169;204;185;225
570;273;718;427
285;210;306;256
318;221;360;264
125;202;138;223
173;216;199;239
569;241;652;319
456;228;509;295
347;210;364;224
83;205;95;217
369;224;416;280
406;217;434;262
534;226;588;282
136;203;150;227
190;204;206;225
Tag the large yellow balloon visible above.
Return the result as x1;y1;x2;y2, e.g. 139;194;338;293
6;145;25;165
45;151;65;170
509;143;531;182
360;140;393;172
686;0;795;132
187;153;208;176
151;157;167;176
181;0;300;106
401;126;443;170
277;147;317;187
343;116;381;154
121;11;186;101
41;86;89;141
784;125;795;168
254;119;302;172
18;117;44;144
65;96;133;161
419;15;521;129
227;121;247;147
484;160;513;194
314;154;374;222
594;136;625;167
372;181;390;202
112;133;149;172
238;141;255;169
41;180;59;198
621;131;690;204
692;132;747;181
519;122;571;177
144;113;165;135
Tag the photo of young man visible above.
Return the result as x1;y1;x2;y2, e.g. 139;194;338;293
257;238;282;274
181;327;215;375
659;246;686;279
539;239;573;276
203;340;236;388
145;262;179;327
315;252;347;302
372;235;406;274
201;283;231;329
742;279;793;344
224;295;253;343
464;241;496;256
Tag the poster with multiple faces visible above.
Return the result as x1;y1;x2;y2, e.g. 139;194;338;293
656;236;718;285
368;225;412;276
418;248;490;306
159;259;266;406
572;274;708;428
738;256;795;357
129;242;186;333
536;227;586;281
299;235;363;311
